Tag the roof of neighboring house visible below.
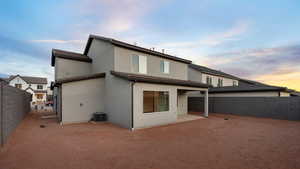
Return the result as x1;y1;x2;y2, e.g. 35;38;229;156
7;75;48;84
189;64;240;80
111;71;210;88
209;85;287;93
55;73;106;84
84;35;192;64
51;49;93;66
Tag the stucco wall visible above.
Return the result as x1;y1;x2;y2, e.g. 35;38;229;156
61;78;105;124
87;39;114;74
55;58;92;80
188;67;202;82
280;92;290;97
177;92;188;115
133;83;178;129
201;73;238;87
114;46;188;80
105;74;132;128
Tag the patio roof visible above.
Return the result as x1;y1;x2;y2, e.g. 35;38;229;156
111;71;210;88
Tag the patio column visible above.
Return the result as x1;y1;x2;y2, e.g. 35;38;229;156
204;90;209;117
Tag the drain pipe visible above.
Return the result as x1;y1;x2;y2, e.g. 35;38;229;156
131;81;136;131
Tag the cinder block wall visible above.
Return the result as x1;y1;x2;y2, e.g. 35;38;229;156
188;97;300;121
0;81;32;146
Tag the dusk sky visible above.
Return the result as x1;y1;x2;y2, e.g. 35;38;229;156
0;0;299;90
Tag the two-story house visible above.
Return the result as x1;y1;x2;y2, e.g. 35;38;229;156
5;75;48;106
51;35;210;129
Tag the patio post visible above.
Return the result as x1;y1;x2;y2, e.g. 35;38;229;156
204;90;208;117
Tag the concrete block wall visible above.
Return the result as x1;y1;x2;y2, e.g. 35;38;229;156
0;81;31;146
188;97;300;121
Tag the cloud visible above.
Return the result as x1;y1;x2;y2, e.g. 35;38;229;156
30;39;85;44
159;20;251;49
72;0;162;37
0;34;48;58
201;44;300;80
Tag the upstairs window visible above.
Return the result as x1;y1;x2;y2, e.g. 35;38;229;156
37;85;43;90
15;84;22;89
160;60;170;74
217;78;223;87
233;81;237;86
132;55;147;74
206;76;212;85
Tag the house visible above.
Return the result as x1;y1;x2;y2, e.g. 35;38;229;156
5;75;48;108
51;35;210;129
188;64;292;97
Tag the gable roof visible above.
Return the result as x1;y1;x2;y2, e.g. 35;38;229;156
8;75;47;84
189;64;240;80
51;49;93;66
111;71;210;88
84;35;192;64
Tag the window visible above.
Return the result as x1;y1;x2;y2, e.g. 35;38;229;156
35;94;43;100
143;91;169;113
160;60;170;74
37;85;43;89
15;84;22;89
217;78;223;87
206;76;212;85
233;81;237;86
132;55;147;74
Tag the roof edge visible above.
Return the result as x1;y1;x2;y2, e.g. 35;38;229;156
55;73;106;84
52;49;92;66
84;35;192;64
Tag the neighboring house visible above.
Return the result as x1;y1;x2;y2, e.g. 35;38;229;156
5;75;48;108
51;35;210;129
187;64;293;97
188;64;239;87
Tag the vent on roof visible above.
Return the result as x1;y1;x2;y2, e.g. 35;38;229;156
162;49;165;53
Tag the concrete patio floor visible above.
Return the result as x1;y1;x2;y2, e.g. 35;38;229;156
0;112;300;169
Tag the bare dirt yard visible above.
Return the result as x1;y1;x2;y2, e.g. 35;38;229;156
0;112;300;169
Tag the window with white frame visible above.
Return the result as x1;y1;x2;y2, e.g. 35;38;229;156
143;91;169;113
217;78;223;87
233;81;237;86
160;60;170;74
132;55;147;74
206;76;212;85
37;85;43;89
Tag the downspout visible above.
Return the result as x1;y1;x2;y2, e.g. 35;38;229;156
131;81;136;131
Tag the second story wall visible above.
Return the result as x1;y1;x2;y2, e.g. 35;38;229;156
201;73;239;87
55;58;91;80
114;46;188;80
188;68;202;82
87;39;114;74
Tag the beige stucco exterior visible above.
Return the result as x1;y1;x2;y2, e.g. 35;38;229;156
55;58;92;81
114;46;188;80
201;73;238;87
132;83;207;129
61;78;105;124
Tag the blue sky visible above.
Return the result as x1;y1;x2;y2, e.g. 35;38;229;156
0;0;299;89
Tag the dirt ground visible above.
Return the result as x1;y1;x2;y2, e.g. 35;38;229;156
0;112;300;169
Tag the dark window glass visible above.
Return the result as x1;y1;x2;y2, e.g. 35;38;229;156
143;91;169;113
